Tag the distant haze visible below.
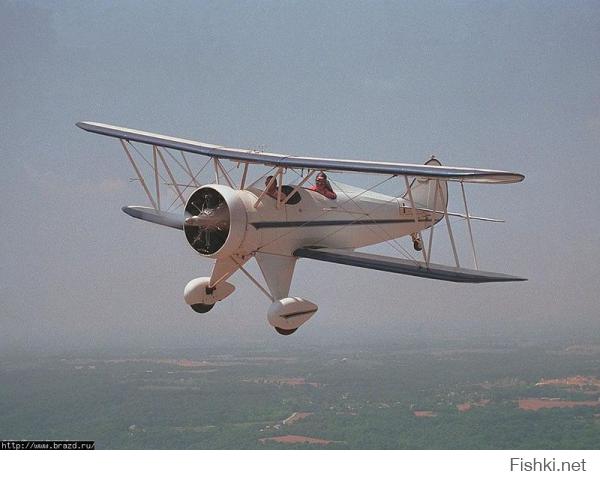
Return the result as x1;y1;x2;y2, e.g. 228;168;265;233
1;0;599;355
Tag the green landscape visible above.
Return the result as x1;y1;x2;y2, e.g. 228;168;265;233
2;339;600;449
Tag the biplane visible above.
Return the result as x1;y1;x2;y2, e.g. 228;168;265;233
77;121;526;335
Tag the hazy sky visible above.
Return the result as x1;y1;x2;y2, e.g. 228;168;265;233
1;0;599;354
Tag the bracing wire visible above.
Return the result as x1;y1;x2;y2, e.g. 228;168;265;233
256;174;396;251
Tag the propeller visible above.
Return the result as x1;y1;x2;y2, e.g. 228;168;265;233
184;188;230;255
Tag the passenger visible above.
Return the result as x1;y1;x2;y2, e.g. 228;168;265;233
310;172;337;200
265;175;280;200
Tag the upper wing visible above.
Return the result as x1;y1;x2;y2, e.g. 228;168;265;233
77;121;524;184
294;247;527;283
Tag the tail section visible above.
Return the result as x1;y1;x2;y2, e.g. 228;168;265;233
405;157;448;219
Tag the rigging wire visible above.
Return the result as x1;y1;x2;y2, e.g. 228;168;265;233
304;179;420;265
256;174;396;252
165;148;211;189
328;179;419;264
163;151;212;211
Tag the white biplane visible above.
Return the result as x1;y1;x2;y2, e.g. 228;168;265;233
77;121;526;335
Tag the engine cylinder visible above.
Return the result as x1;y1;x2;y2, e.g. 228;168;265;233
184;185;247;258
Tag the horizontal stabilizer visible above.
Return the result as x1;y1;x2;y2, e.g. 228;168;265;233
122;206;183;230
294;247;526;283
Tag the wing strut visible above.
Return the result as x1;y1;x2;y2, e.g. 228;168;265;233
240;162;249;189
276;169;284;210
461;182;479;270
120;139;158;210
180;152;199;187
215;157;235;188
441;181;460;268
426;180;440;266
152;146;161;210
155;147;186;208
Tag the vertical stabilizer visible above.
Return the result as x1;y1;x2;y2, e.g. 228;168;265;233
406;157;448;217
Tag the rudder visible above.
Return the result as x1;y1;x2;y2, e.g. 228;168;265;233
405;157;448;219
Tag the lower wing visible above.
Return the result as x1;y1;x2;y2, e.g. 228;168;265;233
294;247;526;283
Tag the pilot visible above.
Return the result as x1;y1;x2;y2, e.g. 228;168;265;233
265;175;280;200
310;172;337;200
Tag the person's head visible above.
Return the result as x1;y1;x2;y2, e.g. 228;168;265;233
265;175;276;188
316;172;327;187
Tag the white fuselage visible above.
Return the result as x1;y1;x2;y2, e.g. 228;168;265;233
236;185;438;257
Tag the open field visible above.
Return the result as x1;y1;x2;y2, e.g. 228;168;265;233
2;339;600;449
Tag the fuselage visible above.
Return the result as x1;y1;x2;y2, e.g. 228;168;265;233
239;185;439;257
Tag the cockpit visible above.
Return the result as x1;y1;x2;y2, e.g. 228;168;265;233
262;171;336;205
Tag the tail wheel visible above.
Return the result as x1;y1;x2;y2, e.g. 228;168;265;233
411;233;423;251
191;303;215;313
274;327;298;336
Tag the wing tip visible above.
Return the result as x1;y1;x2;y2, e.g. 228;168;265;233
509;173;526;183
466;172;525;184
76;121;94;131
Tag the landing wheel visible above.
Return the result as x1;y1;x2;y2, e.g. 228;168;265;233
191;303;215;313
275;327;298;336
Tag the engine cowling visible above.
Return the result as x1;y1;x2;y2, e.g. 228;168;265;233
184;185;248;258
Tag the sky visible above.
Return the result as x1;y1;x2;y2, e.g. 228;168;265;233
1;0;599;355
